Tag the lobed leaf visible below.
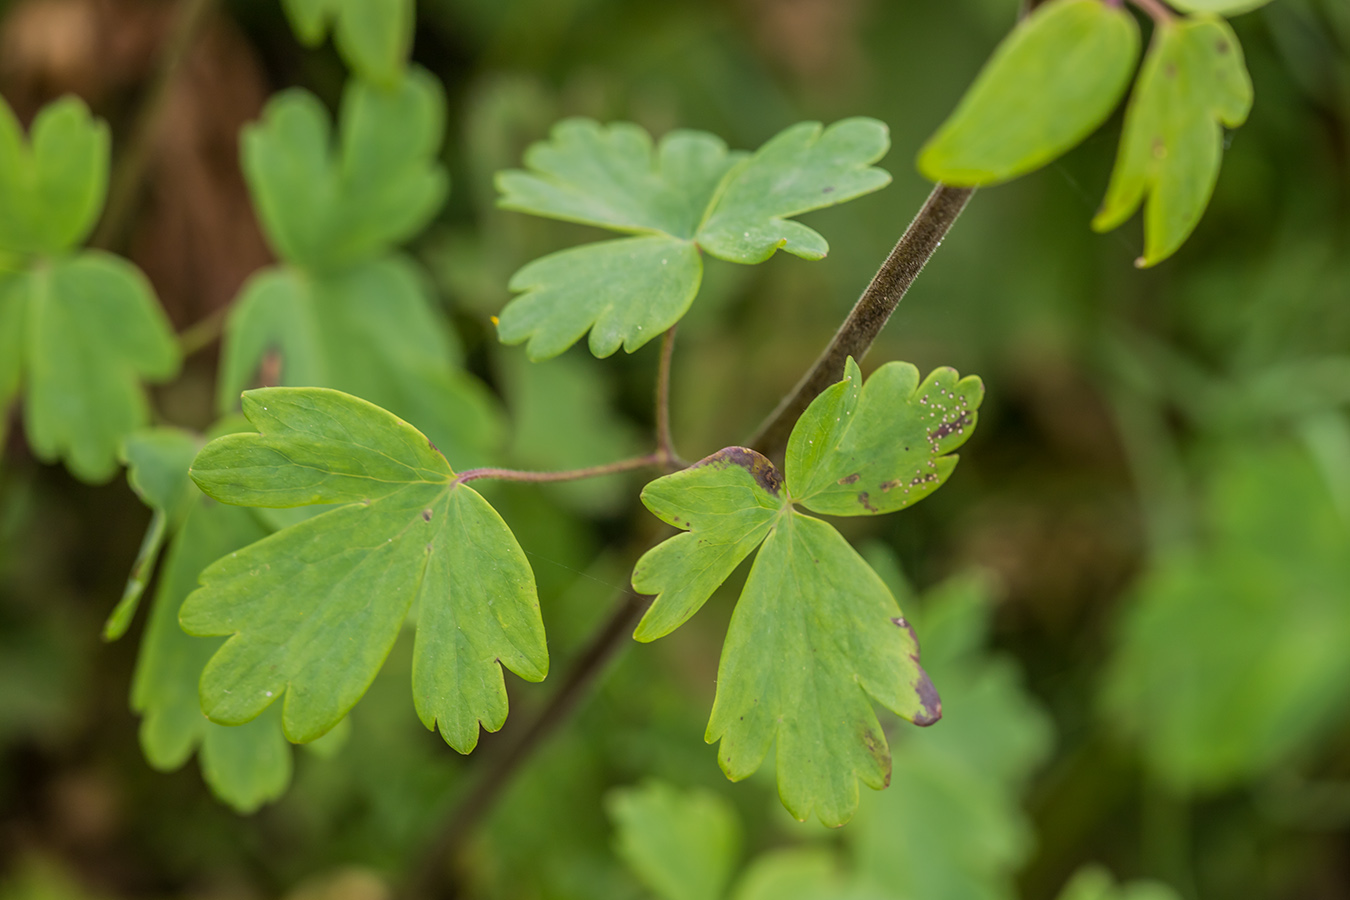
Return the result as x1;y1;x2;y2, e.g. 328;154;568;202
131;478;293;813
633;360;984;824
281;0;414;86
786;357;983;517
16;253;179;482
0;95;108;256
218;257;501;469
730;849;883;900
1092;16;1253;267
632;447;786;641
1054;865;1183;900
497;236;702;360
606;781;742;900
242;70;447;271
707;510;939;826
496;118;891;359
183;388;548;750
917;0;1140;186
695;118;891;264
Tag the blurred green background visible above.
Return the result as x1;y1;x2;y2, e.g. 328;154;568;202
1;0;1348;898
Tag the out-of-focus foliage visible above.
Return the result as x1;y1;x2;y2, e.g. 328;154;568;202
3;0;1350;899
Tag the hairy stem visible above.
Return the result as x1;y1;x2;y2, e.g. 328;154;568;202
655;325;684;469
452;452;666;487
408;590;650;899
748;183;974;457
91;0;218;251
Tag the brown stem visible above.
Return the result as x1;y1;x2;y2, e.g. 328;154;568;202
452;453;666;487
655;325;684;469
407;590;650;899
89;0;218;251
748;183;974;457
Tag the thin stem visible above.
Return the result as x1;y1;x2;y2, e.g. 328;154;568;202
655;325;683;468
748;183;974;458
177;304;229;356
451;452;666;487
1128;0;1175;24
90;0;218;251
407;590;650;899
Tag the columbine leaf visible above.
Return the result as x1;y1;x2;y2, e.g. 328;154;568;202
1092;16;1253;267
497;121;740;236
242;69;447;271
14;253;179;482
633;361;984;824
606;781;742;900
218;256;502;469
104;428;202;641
708;509;939;825
847;574;1054;900
280;0;413;86
0;94;108;255
917;0;1140;186
131;480;293;814
787;357;983;517
497;236;703;360
182;388;547;750
632;448;786;641
496;118;890;360
693;118;891;263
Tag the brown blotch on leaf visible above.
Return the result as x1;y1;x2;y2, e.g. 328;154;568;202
929;412;973;441
694;446;784;496
912;670;942;726
838;472;860;485
421;509;433;522
857;491;877;512
881;479;901;492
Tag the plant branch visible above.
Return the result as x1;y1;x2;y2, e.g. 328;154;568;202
90;0;217;251
452;452;666;487
748;183;974;458
655;325;683;469
1128;0;1175;24
176;304;230;356
407;589;651;899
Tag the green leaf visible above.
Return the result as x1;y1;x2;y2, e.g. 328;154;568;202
917;0;1140;186
786;358;983;517
496;118;890;360
633;360;983;824
182;388;548;750
1092;16;1253;267
847;575;1054;900
1054;865;1183;900
218;257;501;469
131;485;293;814
1102;442;1350;792
280;0;414;86
0;95;108;256
242;70;447;271
103;428;203;641
11;252;179;482
631;448;786;642
606;781;741;900
707;510;938;825
1167;0;1271;14
730;849;884;900
693;118;892;264
1;275;27;447
497;236;703;359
